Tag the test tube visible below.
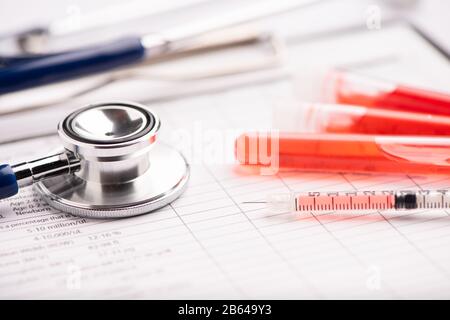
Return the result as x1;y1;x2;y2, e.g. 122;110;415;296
284;102;450;135
235;132;450;175
325;70;450;115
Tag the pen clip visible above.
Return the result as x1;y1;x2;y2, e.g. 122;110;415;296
136;29;285;80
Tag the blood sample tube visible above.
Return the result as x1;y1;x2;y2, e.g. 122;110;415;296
235;132;450;175
326;70;450;115
290;102;450;135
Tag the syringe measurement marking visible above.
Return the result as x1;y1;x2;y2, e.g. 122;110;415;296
296;193;396;212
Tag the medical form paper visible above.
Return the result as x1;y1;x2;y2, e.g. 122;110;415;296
1;23;450;299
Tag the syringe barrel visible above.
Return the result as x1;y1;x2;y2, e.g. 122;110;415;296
292;191;395;212
267;190;450;213
396;190;450;210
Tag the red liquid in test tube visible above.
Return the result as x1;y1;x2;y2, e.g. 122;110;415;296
328;70;450;115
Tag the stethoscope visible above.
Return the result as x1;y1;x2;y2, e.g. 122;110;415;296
0;101;190;218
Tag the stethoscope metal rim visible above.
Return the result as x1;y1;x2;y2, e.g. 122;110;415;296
61;102;157;145
34;147;190;218
32;101;190;218
58;101;162;160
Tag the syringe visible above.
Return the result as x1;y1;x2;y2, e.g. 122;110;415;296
244;190;450;212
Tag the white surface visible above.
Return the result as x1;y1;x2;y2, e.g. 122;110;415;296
1;0;449;50
2;77;450;298
0;1;450;299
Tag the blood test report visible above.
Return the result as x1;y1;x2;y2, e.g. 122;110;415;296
1;20;450;299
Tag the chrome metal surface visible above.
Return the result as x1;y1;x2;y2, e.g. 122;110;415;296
59;101;159;156
32;101;189;218
35;143;189;218
70;105;148;142
12;152;80;188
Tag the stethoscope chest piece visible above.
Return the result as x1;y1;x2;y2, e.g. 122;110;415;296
34;102;189;218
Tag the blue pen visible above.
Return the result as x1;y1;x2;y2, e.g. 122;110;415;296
0;0;322;95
